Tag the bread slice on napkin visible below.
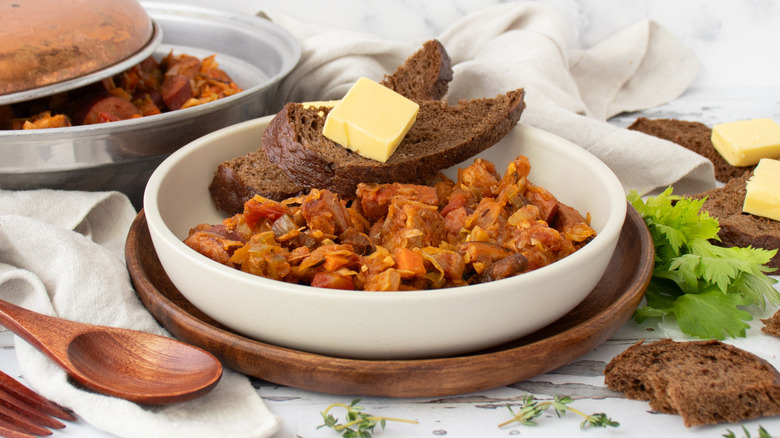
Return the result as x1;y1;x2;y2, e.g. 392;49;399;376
627;117;753;183
261;88;526;198
209;39;454;215
604;338;780;427
627;117;779;273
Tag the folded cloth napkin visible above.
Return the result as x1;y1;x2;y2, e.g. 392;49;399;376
0;190;281;438
266;2;716;195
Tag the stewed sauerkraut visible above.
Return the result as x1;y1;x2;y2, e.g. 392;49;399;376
2;52;242;130
184;155;596;291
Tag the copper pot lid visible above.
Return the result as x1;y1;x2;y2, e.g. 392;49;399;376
0;0;161;105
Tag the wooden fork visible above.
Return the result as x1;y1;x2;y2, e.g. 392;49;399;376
0;369;76;437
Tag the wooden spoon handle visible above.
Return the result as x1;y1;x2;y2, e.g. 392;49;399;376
0;299;76;368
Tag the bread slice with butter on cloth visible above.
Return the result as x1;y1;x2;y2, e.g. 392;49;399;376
628;117;753;183
627;117;779;274
209;39;453;215
605;338;780;427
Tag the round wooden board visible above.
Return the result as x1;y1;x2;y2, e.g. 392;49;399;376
125;203;653;398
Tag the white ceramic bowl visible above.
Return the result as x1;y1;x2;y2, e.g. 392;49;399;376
144;116;627;360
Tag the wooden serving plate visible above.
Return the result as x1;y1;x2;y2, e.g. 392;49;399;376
125;204;653;398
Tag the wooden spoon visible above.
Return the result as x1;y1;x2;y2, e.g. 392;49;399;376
0;298;222;405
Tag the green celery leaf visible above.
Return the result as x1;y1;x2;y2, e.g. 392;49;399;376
671;288;752;339
632;280;681;323
713;244;777;272
632;306;668;323
656;192;718;241
652;268;701;295
688;239;777;293
629;187;778;339
730;271;780;309
653;223;687;256
666;253;704;292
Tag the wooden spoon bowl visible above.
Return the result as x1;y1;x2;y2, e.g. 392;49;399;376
0;299;222;405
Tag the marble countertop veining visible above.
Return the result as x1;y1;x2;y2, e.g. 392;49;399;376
155;0;780;89
609;86;780;129
3;1;780;437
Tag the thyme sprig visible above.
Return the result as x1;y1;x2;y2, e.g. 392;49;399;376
317;398;418;438
723;425;771;438
498;394;619;430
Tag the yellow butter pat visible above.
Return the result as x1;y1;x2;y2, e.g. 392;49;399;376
711;118;780;167
743;158;780;221
301;100;340;109
322;77;419;163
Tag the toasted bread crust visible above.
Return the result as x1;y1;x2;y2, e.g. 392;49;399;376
628;117;754;183
208;149;306;215
262;88;526;198
380;39;452;102
605;339;780;427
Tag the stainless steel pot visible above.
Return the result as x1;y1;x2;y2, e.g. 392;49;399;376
0;0;159;102
0;2;301;208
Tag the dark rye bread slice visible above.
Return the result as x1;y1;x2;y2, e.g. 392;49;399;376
627;117;754;183
208;149;306;215
604;339;780;427
208;39;454;215
690;172;780;273
379;39;452;102
262;89;526;199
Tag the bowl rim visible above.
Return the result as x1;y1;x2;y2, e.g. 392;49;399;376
144;115;627;300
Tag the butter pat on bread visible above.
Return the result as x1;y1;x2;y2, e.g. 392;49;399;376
323;77;419;163
743;158;780;221
301;100;339;109
711;118;780;167
209;39;454;215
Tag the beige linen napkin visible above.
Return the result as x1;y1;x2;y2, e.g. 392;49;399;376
0;190;281;438
267;2;716;195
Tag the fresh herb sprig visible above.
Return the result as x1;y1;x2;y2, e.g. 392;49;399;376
628;187;779;339
723;425;772;438
498;394;619;430
317;398;418;438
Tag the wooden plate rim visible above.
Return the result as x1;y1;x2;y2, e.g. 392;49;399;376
126;203;653;397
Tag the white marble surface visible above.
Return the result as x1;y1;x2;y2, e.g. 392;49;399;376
154;0;780;89
2;1;780;437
